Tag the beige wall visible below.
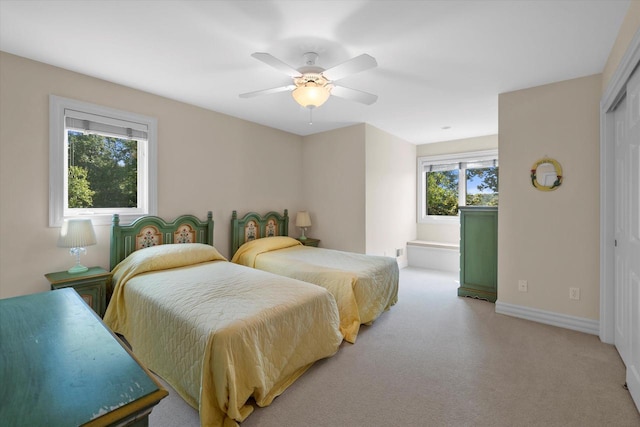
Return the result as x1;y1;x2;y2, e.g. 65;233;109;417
301;125;367;253
365;124;416;262
498;74;601;320
0;52;305;299
416;135;499;244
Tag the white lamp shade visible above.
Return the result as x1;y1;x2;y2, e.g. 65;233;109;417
295;211;312;228
58;219;97;248
292;84;331;108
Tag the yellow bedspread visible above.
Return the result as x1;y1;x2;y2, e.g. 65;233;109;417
103;243;342;427
231;237;399;343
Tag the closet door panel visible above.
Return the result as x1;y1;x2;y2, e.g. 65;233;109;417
614;97;630;365
621;65;640;409
614;65;640;405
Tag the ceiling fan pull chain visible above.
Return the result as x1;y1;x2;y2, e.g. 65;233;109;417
309;108;313;125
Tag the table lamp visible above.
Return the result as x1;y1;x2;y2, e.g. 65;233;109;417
58;218;97;273
295;211;311;241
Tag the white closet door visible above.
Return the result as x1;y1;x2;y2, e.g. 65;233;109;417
626;65;640;408
615;65;640;408
614;95;629;365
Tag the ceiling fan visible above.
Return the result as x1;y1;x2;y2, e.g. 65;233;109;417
240;51;378;109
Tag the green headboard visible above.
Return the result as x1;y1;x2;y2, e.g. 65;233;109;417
230;210;289;256
110;212;214;270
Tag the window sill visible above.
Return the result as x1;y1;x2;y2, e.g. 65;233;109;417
407;240;459;250
418;215;460;225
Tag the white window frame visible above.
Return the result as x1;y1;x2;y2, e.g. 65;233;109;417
49;95;157;227
417;149;498;224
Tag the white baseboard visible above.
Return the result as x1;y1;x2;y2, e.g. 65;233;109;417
407;242;459;273
495;301;599;336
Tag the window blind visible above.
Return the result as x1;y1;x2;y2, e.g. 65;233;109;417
65;108;148;140
428;162;460;172
464;158;498;169
425;159;498;172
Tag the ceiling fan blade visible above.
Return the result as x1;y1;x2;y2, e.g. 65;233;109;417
331;85;378;105
251;52;301;77
239;85;295;98
322;54;377;81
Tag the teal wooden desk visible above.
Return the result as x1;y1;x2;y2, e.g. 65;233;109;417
0;288;168;426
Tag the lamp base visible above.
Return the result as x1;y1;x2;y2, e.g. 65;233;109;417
67;246;88;274
67;264;89;274
299;227;308;240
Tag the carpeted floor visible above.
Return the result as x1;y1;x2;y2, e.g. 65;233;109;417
148;267;640;426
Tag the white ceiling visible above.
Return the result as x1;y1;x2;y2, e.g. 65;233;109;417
0;0;631;144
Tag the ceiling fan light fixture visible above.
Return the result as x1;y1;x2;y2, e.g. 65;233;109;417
243;51;378;109
292;84;331;108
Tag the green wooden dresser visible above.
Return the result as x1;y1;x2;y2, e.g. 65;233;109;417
458;206;498;302
0;288;168;426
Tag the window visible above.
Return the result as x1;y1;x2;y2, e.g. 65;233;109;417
418;150;498;222
50;96;157;226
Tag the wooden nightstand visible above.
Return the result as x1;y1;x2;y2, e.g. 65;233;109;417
297;237;320;247
45;266;110;317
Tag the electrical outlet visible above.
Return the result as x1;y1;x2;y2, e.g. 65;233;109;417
569;287;580;300
518;279;528;292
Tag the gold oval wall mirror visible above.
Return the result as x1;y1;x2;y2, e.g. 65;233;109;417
531;158;562;191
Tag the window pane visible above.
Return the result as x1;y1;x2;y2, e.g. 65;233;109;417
427;169;459;215
67;131;138;209
465;166;499;206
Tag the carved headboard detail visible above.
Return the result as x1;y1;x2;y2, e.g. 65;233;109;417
137;225;163;249
174;223;196;244
231;210;289;256
111;212;214;270
265;218;278;237
245;219;259;242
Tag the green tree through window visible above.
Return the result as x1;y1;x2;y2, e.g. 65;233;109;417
67;132;138;209
466;166;499;206
427;170;459;215
67;165;95;208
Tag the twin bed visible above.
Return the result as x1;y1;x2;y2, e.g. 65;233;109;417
104;213;342;427
230;209;399;343
104;210;398;427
